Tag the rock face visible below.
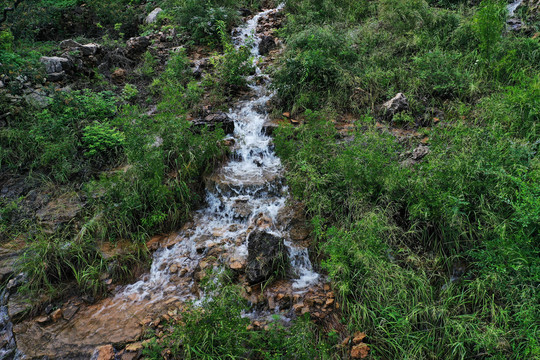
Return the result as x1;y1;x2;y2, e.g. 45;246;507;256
381;93;409;118
246;230;289;284
145;8;163;24
259;35;276;56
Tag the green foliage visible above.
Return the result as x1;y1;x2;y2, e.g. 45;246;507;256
137;50;159;78
473;0;506;63
208;20;254;93
82;122;125;158
275;108;539;358
121;83;139;101
1;89;119;182
0;29;14;51
162;0;246;46
379;0;431;32
17;235;105;296
273;26;355;112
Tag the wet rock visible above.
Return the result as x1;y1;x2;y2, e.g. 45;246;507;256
381;93;409;118
40;56;72;74
259;35;276;56
246;230;289;284
262;123;278;136
507;18;523;31
91;344;115;360
50;308;63;322
35;192;84;233
145;8;163;24
6;273;27;293
125;36;150;59
192;112;235;134
7;295;32;322
253;213;272;230
62;303;79;321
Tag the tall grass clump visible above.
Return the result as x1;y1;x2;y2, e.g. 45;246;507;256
143;282;335;359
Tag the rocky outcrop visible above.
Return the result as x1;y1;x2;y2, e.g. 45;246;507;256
246;230;289;284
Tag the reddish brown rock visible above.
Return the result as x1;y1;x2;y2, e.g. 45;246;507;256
92;344;115;360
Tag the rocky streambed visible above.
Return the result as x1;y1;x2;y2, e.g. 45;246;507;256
1;5;339;359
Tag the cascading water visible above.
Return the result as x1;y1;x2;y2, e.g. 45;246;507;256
117;3;319;307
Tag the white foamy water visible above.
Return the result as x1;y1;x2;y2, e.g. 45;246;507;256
116;4;319;308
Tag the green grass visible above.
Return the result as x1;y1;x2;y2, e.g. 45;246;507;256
271;1;539;358
143;281;336;359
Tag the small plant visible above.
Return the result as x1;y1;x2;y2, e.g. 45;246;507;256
0;29;15;51
121;83;139;101
474;0;506;63
82;122;125;158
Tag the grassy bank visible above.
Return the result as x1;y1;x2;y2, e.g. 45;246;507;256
273;0;539;358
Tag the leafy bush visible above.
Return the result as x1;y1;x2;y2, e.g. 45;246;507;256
163;0;244;46
1;89;119;182
82;122;125;158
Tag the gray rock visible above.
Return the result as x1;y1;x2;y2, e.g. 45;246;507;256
60;39;82;49
381;93;409;117
145;7;163;24
40;56;72;74
80;43;101;56
192;112;235;134
125;36;150;59
46;71;66;82
246;230;289;284
24;91;50;108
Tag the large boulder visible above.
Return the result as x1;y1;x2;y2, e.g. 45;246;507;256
246;230;289;284
145;8;163;24
259;35;276;56
39;56;72;74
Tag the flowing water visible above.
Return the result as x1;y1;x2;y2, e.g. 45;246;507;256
507;0;523;16
118;2;319;306
10;6;321;358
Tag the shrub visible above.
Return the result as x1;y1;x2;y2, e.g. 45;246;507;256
82;122;125;159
